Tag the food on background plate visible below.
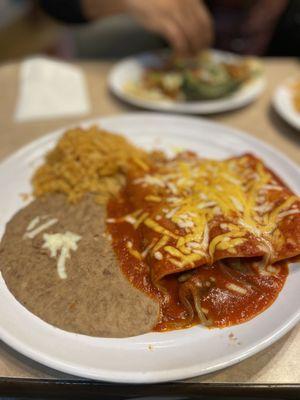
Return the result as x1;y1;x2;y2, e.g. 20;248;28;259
291;80;300;113
0;126;299;337
126;51;262;102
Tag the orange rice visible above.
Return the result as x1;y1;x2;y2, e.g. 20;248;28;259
32;126;148;204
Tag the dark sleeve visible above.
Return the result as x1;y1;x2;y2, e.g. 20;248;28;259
38;0;88;24
267;0;300;56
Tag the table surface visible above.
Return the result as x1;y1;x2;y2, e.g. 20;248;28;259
0;58;299;384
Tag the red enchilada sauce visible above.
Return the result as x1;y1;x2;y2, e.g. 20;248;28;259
107;193;288;332
107;153;290;331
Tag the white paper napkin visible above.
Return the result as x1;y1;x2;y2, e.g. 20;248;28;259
14;57;91;122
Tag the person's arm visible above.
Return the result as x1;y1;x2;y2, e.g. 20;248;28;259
39;0;214;55
120;0;214;55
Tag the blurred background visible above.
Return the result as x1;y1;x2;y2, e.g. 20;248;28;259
0;0;299;62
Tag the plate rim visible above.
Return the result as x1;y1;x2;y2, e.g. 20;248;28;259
273;76;300;131
1;112;298;179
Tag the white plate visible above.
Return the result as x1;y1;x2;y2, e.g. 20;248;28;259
273;76;300;130
109;50;266;114
0;113;299;383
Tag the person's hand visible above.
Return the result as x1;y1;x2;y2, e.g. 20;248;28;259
124;0;214;55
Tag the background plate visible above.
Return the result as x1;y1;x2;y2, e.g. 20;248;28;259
109;50;266;114
0;113;299;383
273;76;300;130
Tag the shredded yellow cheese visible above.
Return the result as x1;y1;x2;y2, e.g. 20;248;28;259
125;154;299;268
126;241;142;260
144;218;178;239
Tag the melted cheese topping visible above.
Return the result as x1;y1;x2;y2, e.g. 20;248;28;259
26;216;41;232
24;217;58;239
42;231;81;279
110;154;299;272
